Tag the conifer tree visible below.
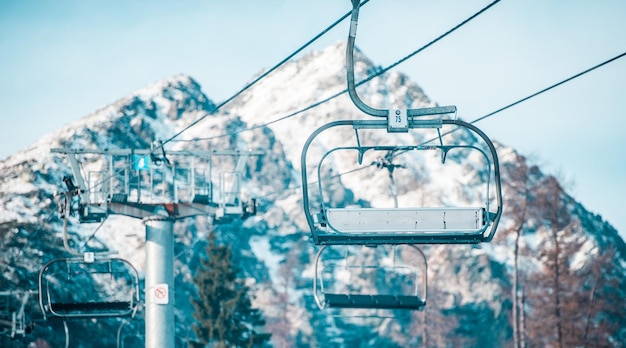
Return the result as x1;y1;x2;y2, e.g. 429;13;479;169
190;231;271;347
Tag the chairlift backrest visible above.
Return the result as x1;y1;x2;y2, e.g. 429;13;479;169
38;257;140;319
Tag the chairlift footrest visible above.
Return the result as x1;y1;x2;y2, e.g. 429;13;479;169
49;301;132;313
324;293;425;310
315;232;484;245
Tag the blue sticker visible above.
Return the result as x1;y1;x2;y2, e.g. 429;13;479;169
133;155;150;171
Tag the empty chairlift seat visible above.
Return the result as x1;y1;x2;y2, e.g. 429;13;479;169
301;119;503;245
38;257;140;319
313;245;427;312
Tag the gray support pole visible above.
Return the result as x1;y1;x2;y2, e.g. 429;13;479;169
144;215;175;348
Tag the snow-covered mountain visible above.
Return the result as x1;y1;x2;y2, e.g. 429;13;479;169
1;42;624;347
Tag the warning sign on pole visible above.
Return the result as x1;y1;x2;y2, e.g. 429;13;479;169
153;283;169;305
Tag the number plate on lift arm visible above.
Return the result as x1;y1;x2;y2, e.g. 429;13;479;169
388;109;408;132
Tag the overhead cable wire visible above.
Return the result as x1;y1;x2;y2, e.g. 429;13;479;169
162;0;371;146
469;50;626;125
177;0;502;143
415;50;626;148
11;210;55;263
361;0;501;91
392;49;626;166
79;218;107;252
176;88;349;142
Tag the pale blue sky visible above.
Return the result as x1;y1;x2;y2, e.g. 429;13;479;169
1;0;625;237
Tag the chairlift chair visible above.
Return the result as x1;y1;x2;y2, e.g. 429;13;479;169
300;0;502;245
313;244;427;313
38;256;140;319
301;119;503;245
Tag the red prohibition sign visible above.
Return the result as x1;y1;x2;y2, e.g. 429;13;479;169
155;286;167;299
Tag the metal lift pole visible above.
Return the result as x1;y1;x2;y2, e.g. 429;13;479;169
144;213;175;348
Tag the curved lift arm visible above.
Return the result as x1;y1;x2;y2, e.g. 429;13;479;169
346;0;456;123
